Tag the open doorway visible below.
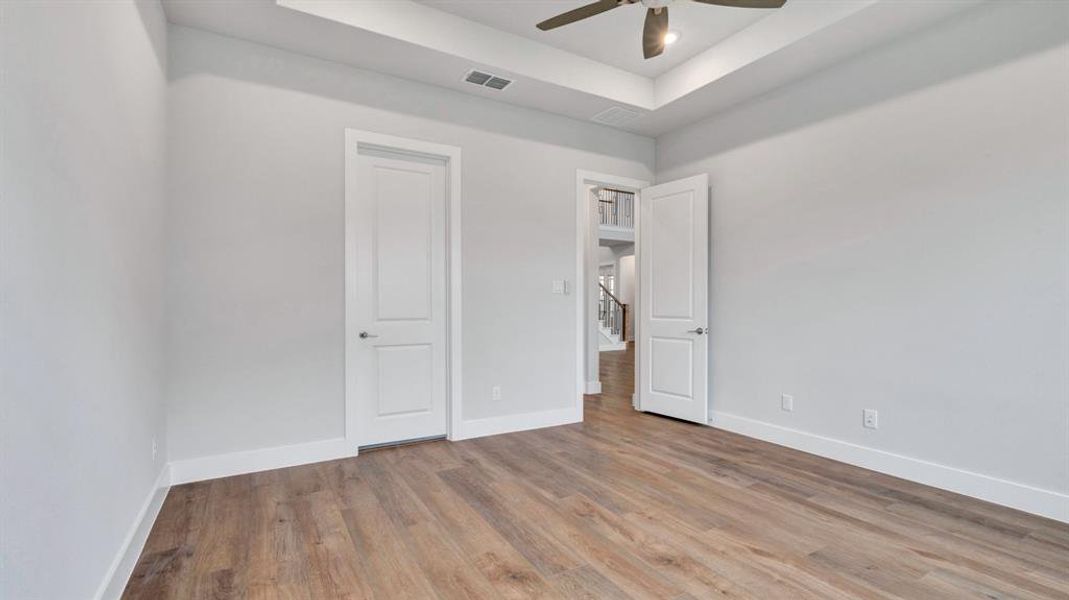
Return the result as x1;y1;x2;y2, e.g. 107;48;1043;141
596;204;635;399
597;242;635;399
578;171;711;424
576;171;647;406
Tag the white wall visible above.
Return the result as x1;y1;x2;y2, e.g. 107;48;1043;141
0;2;170;598
618;253;636;307
598;246;617;267
657;0;1069;510
166;26;654;461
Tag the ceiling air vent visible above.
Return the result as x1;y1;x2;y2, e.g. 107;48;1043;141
591;106;642;127
463;69;513;91
464;70;493;85
484;76;512;90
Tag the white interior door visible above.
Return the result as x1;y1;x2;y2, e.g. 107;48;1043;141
351;149;448;447
637;174;709;424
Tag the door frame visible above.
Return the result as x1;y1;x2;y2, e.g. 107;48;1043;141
345;129;463;447
575;170;649;402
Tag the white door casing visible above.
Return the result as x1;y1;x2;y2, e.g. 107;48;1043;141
637;174;709;424
575;171;650;398
347;136;453;447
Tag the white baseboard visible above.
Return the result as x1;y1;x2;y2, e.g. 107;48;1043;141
95;465;172;600
169;437;357;485
168;405;587;483
599;342;628;352
584;380;602;394
710;411;1069;524
453;405;582;441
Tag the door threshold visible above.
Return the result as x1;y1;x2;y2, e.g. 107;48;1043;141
359;435;447;452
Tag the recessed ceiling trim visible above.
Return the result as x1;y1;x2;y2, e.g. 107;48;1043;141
655;0;876;105
278;0;655;109
277;0;908;114
163;0;986;136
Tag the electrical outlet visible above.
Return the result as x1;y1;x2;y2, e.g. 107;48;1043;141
781;394;794;412
152;438;158;461
863;409;879;429
491;386;502;401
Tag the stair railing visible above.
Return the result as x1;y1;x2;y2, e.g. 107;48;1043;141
597;188;634;229
598;283;627;340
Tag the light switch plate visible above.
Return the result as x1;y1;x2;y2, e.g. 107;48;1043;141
863;408;878;429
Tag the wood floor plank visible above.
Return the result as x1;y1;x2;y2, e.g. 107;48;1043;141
357;449;505;600
122;481;212;599
337;471;438;599
124;344;1069;599
551;565;634;600
556;494;746;599
292;489;373;600
486;482;682;599
383;448;561;600
438;465;585;578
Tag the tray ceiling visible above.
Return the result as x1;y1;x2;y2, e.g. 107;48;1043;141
162;0;982;136
417;0;773;78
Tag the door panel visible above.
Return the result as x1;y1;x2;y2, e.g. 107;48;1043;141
376;344;434;417
649;337;693;398
638;174;709;424
650;193;694;320
374;166;433;321
352;151;447;446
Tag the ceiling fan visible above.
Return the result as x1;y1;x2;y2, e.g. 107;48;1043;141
536;0;787;60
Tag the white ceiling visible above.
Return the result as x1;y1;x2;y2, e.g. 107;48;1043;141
416;0;773;78
162;0;982;136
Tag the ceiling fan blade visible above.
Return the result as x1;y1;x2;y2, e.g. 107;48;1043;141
642;7;668;59
691;0;787;8
537;0;621;31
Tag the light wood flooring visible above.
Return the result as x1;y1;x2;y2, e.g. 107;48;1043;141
124;344;1069;599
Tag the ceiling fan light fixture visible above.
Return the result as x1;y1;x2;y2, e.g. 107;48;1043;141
536;0;787;60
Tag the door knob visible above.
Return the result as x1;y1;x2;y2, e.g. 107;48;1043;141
689;327;706;335
359;331;378;339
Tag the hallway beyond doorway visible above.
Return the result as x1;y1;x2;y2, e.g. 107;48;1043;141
597;342;634;400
